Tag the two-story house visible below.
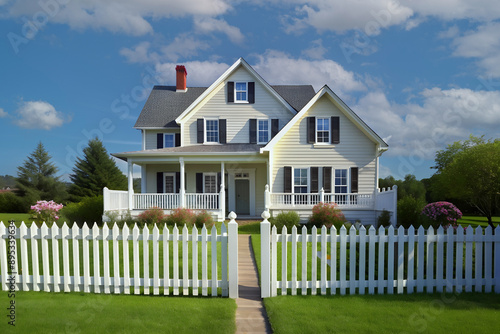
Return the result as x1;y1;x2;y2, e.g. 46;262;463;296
105;58;397;225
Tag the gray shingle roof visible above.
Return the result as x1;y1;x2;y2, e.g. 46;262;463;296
115;144;262;158
134;84;315;128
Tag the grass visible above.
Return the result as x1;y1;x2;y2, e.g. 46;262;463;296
0;291;236;333
458;215;500;228
0;213;30;223
263;293;500;334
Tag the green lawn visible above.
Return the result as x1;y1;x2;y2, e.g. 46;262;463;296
0;291;236;333
0;213;30;224
263;293;500;334
458;215;500;228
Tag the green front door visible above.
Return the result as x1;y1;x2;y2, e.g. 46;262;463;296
235;179;250;215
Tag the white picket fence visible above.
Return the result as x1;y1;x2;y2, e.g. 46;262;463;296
260;217;500;298
0;216;239;298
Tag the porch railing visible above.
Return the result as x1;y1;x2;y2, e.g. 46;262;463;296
134;193;180;210
268;191;374;209
185;193;220;210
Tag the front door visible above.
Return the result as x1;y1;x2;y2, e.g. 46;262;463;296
235;179;250;215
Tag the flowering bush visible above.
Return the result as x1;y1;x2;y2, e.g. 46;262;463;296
194;210;214;228
31;200;64;226
421;201;462;229
308;202;346;229
165;208;196;227
138;207;165;226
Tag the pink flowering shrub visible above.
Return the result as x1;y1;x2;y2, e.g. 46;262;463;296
138;207;165;226
165;208;196;227
194;210;214;228
31;200;64;226
308;202;346;229
421;201;462;229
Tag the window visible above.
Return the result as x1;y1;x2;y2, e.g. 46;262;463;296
316;118;330;143
205;119;219;143
257;119;269;143
334;169;348;193
204;173;217;193
235;82;247;102
294;168;308;193
164;173;176;193
164;134;175;148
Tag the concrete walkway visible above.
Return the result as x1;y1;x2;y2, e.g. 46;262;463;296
235;234;272;334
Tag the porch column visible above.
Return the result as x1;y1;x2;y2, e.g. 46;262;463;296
179;158;185;208
220;162;225;220
127;160;134;210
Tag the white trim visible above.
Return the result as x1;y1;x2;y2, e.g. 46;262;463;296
234;81;248;103
141;129;146;150
257;118;271;144
261;85;388;153
227;168;256;216
175;58;296;124
163;172;176;193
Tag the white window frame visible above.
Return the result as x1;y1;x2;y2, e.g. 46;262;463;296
163;172;176;194
203;172;218;193
334;168;349;194
164;133;175;148
234;82;248;103
293;167;309;194
204;118;219;144
257;119;270;144
316;117;330;144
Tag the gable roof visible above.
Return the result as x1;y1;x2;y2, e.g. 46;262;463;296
262;85;388;152
134;83;315;129
175;58;300;124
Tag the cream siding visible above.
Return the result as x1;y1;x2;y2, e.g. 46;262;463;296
182;67;292;146
271;95;377;194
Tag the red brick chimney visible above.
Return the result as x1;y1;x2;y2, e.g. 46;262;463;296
176;65;187;92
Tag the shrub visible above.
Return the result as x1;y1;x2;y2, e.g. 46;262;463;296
377;210;392;228
0;192;26;213
270;211;300;231
421;201;462;229
307;202;346;229
194;210;214;229
138;207;165;226
30;200;64;226
60;196;104;228
165;208;195;227
397;196;427;229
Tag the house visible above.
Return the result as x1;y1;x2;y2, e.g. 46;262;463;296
105;58;397;225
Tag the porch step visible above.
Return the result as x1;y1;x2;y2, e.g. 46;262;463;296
236;235;272;334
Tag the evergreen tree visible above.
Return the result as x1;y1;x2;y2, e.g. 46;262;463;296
69;138;127;201
16;142;67;209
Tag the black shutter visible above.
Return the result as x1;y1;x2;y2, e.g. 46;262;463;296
227;81;234;103
331;116;340;144
271;119;279;138
307;117;316;143
156;172;163;193
157;133;163;149
351;167;359;193
196;173;203;193
311;167;319;193
284;166;292;193
248;82;255;104
219;119;227;144
175;172;181;193
249;119;257;144
197;119;204;143
217;172;221;192
323;167;332;193
175;133;181;147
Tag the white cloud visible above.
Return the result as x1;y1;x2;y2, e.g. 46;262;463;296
14;101;69;130
447;22;500;77
193;16;245;44
301;39;327;60
0;108;7;118
252;50;366;93
354;88;500;159
4;0;232;35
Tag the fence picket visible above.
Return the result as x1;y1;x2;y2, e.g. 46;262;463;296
282;226;288;296
182;225;188;296
173;224;179;296
152;224;159;295
123;224;130;295
30;224;40;292
368;226;375;294
202;225;208;296
426;226;435;293
72;224;80;293
456;226;464;293
387;226;394;295
320;226;327;295
349;226;356;295
163;225;169;295
51;224;60;293
82;224;90;293
143;225;150;295
132;224;140;295
20;223;29;291
416;226;425;293
330;226;337;295
445;226;454;293
377;226;385;294
112;224;120;294
192;226;199;296
407;226;415;294
211;224;217;297
474;227;483;292
484;226;492;293
291;226;297;296
271;225;277;297
92;224;101;293
311;226;317;295
396;226;404;294
495;226;500;293
465;226;473;292
41;223;50;292
301;226;308;296
340;226;347;295
102;223;110;294
221;223;228;297
436;227;444;293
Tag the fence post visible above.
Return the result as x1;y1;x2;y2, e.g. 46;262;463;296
264;184;270;211
261;210;271;298
495;226;500;293
103;187;110;214
228;211;238;298
391;185;398;226
320;187;325;203
220;185;226;222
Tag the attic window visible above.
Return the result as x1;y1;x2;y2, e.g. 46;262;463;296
235;82;247;102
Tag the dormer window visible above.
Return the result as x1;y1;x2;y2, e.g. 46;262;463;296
205;119;219;143
235;82;247;102
164;133;175;147
257;119;269;144
316;118;330;143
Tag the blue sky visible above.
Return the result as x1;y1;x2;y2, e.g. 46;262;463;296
1;0;500;182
